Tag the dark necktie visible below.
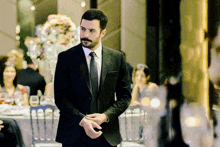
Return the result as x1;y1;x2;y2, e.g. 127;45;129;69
89;52;98;112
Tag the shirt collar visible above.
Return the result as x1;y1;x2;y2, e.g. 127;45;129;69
82;44;102;59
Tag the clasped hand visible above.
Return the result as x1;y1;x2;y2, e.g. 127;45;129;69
81;113;108;139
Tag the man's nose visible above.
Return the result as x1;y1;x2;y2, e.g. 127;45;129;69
83;30;90;38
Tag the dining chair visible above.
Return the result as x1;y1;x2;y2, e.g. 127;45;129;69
30;104;61;147
119;105;146;147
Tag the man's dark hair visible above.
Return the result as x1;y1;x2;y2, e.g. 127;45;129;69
209;19;220;43
81;9;108;31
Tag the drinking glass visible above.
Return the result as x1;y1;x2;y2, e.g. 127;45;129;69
40;96;46;105
0;93;5;104
40;96;54;105
30;95;39;106
4;94;14;106
14;91;24;107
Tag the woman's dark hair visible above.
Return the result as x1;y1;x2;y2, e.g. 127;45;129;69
0;56;9;67
132;64;150;84
0;56;9;86
0;118;25;147
0;56;18;87
81;9;108;31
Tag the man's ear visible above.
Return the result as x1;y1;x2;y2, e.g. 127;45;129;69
100;29;107;38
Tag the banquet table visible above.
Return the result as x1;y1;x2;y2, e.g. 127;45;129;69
0;105;60;147
0;105;150;147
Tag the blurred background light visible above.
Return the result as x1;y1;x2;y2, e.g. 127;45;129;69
81;1;86;7
150;98;160;108
31;5;35;11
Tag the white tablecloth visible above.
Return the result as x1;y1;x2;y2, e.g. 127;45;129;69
0;105;59;147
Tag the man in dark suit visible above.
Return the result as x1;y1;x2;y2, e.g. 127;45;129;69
54;9;131;147
18;56;46;96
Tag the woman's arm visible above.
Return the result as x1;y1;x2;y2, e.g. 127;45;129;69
17;84;29;106
45;82;54;99
131;84;140;105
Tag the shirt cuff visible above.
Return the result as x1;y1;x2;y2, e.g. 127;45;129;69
106;117;109;123
79;116;86;126
103;113;109;123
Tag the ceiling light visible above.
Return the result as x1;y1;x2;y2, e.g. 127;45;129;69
81;1;86;7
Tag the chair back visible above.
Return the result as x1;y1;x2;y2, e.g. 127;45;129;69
30;105;57;146
119;105;146;147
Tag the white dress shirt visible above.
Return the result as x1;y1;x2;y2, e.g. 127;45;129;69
79;45;104;126
82;45;102;87
80;44;110;125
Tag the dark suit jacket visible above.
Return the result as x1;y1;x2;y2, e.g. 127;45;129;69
54;44;131;146
18;67;46;95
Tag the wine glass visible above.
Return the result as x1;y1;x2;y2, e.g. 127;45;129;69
14;91;24;108
40;96;46;105
0;93;6;104
40;96;54;105
4;94;14;106
30;95;39;106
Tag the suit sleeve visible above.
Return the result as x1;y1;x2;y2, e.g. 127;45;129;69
54;52;85;122
104;52;131;121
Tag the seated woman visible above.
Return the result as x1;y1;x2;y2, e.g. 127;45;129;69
130;64;160;145
0;118;25;147
0;57;29;106
130;63;158;106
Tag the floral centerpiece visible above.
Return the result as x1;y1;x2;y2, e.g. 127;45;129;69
25;14;80;82
40;14;79;45
25;37;43;61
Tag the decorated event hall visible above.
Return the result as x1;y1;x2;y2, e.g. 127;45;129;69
0;0;220;147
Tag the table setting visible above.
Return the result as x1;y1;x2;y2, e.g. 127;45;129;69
0;93;59;115
0;104;29;116
0;92;30;118
0;94;60;147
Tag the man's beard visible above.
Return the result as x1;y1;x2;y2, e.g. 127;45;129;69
81;38;99;49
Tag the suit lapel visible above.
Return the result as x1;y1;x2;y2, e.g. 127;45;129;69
74;45;111;96
99;47;111;92
76;45;92;94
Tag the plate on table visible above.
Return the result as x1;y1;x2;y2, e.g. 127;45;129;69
1;112;24;116
1;109;25;116
0;104;9;112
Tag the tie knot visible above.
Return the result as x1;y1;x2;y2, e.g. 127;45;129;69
89;52;96;58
